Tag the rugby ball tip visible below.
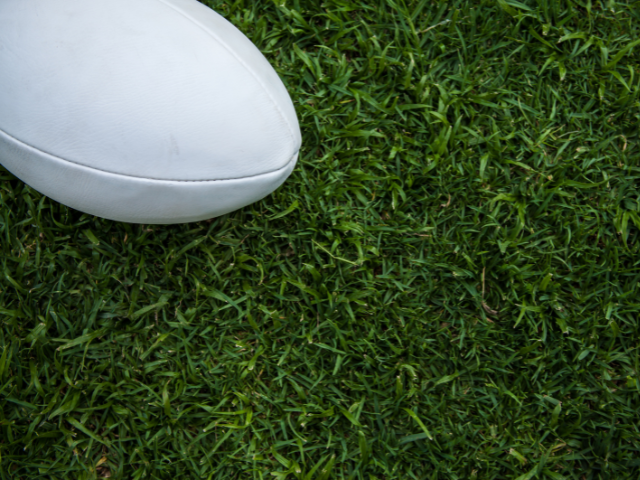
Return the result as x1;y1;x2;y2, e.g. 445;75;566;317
0;0;301;224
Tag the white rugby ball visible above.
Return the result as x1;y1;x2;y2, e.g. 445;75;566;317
0;0;301;224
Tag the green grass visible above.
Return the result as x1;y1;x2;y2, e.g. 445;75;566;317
1;0;640;478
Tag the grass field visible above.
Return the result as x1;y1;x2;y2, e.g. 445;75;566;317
1;0;640;478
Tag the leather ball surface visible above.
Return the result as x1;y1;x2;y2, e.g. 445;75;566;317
0;0;301;224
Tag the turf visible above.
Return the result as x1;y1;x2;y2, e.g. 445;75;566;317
1;0;640;478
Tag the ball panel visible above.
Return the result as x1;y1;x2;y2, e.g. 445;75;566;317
0;0;299;182
0;127;297;224
157;0;302;151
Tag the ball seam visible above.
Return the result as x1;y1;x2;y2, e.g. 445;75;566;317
0;126;298;183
